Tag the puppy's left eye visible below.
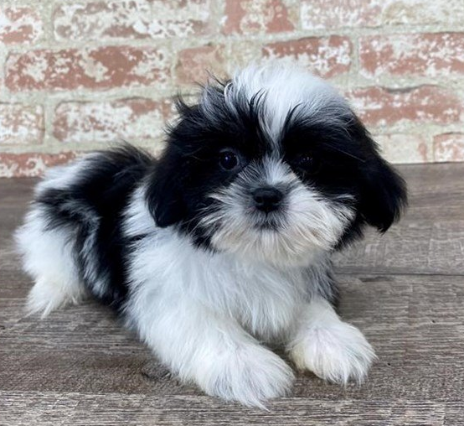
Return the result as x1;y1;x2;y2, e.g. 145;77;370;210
219;150;240;171
294;153;320;174
298;154;313;167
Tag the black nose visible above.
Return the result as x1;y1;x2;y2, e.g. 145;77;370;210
252;187;283;213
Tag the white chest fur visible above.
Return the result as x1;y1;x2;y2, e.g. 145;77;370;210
126;230;313;342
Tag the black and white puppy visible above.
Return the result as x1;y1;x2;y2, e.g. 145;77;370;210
16;64;407;407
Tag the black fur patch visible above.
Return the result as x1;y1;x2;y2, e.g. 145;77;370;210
36;145;154;311
145;87;275;247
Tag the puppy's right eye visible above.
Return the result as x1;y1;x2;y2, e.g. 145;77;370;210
219;150;240;171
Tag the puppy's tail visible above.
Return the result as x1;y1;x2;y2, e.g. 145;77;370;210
25;275;87;319
15;210;87;319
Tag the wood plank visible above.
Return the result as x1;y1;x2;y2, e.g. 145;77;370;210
0;392;451;426
335;220;464;275
2;275;464;402
337;163;464;275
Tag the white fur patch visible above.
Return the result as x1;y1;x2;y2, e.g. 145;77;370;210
288;297;376;384
128;289;294;408
15;208;86;317
226;63;350;145
34;154;92;196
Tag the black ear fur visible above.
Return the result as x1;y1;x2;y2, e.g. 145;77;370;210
359;156;407;232
349;115;408;233
145;150;187;228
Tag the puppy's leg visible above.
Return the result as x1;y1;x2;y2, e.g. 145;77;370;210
287;297;376;384
133;299;294;407
16;209;86;317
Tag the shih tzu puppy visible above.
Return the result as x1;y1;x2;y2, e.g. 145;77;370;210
16;64;406;407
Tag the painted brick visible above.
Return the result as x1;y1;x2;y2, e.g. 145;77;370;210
0;7;43;44
176;45;226;84
301;0;382;30
5;46;170;92
375;133;430;164
2;0;464;174
0;105;44;145
0;152;76;178
228;41;262;72
360;33;464;78
381;0;464;26
301;0;464;30
263;36;352;78
347;86;463;127
433;133;464;162
53;98;174;144
223;0;294;34
53;0;212;41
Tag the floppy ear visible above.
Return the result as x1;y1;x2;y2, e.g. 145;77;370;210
145;151;187;228
359;156;407;232
349;116;408;233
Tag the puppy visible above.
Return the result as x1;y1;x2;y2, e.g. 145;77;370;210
16;64;407;407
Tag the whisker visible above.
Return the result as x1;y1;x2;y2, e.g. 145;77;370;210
325;145;366;162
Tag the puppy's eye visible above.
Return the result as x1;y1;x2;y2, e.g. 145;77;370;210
298;154;313;167
219;151;240;171
295;153;320;173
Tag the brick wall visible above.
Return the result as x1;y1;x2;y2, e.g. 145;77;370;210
1;0;464;177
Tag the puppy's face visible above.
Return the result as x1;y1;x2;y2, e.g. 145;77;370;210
147;66;406;266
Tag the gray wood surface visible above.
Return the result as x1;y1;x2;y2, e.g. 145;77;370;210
1;163;463;425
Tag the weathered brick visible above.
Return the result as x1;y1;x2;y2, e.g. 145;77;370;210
381;0;464;26
301;0;464;30
0;7;43;44
375;133;430;164
263;36;352;78
360;33;464;78
0;105;44;145
433;133;464;162
5;46;170;92
228;41;262;72
301;0;382;30
347;86;463;127
53;98;174;144
53;0;212;41
0;152;76;178
176;45;226;84
223;0;294;34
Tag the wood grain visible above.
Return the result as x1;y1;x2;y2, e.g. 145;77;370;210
0;392;451;426
335;163;464;275
1;163;464;425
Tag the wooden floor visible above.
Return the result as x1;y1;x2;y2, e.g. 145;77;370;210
1;163;463;425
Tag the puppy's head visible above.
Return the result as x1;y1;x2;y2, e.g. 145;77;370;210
146;65;407;266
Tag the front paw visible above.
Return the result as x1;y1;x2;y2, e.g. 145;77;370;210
289;321;376;385
199;344;295;408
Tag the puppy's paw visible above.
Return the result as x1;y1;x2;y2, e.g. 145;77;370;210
289;321;376;385
200;344;295;408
